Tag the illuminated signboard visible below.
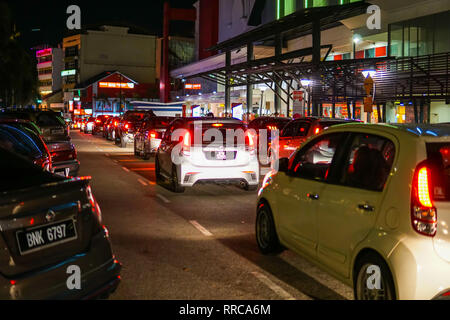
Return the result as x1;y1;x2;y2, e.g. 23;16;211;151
99;82;135;89
36;48;52;58
185;84;201;90
61;69;76;77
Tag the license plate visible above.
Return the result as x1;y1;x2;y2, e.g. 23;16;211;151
216;151;227;160
16;219;77;255
51;128;64;135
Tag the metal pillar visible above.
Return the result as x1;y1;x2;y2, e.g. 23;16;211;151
225;50;231;116
274;34;283;115
311;17;321;116
246;43;254;116
413;100;419;123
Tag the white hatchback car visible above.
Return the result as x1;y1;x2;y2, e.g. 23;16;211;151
256;123;450;300
155;117;259;193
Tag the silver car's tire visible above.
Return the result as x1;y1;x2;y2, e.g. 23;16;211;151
256;202;283;255
354;253;396;300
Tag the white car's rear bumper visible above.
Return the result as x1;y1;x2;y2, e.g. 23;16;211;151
179;160;259;187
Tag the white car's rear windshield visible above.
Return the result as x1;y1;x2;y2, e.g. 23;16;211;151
427;142;450;201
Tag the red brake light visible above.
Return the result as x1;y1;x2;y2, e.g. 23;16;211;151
114;121;118;127
314;128;321;135
95;120;101;123
125;124;129;130
411;163;437;237
212;123;223;127
150;132;156;139
182;131;191;156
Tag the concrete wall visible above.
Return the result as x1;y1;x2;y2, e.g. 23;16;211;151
430;101;450;124
79;26;157;84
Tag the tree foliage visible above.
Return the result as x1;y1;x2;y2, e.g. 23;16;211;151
0;2;39;108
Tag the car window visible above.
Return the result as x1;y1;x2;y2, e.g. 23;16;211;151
0;125;43;159
290;133;344;181
340;133;396;191
281;122;296;137
36;113;65;127
292;121;310;137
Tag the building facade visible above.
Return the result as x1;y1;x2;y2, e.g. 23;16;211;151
62;25;158;115
171;0;450;124
36;47;63;97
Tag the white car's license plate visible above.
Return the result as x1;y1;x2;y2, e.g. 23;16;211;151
216;151;227;160
51;128;64;135
16;219;77;255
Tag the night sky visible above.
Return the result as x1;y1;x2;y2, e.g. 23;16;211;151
4;0;197;49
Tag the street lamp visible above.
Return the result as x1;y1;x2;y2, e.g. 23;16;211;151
353;34;362;59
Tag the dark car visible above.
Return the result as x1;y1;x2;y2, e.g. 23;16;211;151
115;110;155;148
0;147;121;299
92;115;110;135
0;123;52;171
83;117;96;134
34;111;69;143
277;117;360;160
134;116;174;159
247;116;291;164
105;116;120;140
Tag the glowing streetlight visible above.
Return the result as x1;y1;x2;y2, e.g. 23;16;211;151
300;79;313;87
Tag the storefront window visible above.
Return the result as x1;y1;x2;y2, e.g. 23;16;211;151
389;11;450;57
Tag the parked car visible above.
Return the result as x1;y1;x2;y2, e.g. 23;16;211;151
155;117;259;193
256;123;450;300
115;110;155;148
276;117;359;160
93;115;110;135
134;116;174;159
0;123;52;172
47;139;80;177
0;146;121;299
34;111;69;143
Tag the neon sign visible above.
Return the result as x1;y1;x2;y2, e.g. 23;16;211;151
185;84;201;90
99;82;135;89
61;69;76;76
36;48;52;57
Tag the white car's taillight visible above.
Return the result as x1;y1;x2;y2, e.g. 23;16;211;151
182;131;191;156
411;163;437;237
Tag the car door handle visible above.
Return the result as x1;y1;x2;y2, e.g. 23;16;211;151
307;193;320;200
358;204;375;212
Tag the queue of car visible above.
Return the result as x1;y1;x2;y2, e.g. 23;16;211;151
80;110;450;300
0;109;121;299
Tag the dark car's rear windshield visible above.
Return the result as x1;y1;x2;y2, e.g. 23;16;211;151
123;112;147;122
427;142;450;201
0;125;43;159
36;113;65;127
187;122;247;145
150;117;174;129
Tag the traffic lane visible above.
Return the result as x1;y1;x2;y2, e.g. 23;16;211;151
107;146;353;300
73;131;306;300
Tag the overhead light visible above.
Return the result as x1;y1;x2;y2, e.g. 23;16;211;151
353;34;362;44
362;69;376;78
301;79;313;87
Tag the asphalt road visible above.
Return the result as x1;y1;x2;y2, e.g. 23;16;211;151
72;130;354;300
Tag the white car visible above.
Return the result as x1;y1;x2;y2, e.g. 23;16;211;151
155;117;259;193
256;123;450;300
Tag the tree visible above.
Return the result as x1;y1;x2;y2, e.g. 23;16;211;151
0;2;39;109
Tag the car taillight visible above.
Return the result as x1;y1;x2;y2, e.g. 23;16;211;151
411;163;437;237
124;123;129;130
95;120;101;123
86;185;102;225
182;131;191;156
150;132;156;139
114;121;118;127
245;131;256;154
314;127;321;135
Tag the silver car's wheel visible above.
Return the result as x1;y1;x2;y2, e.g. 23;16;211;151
255;203;283;255
354;254;396;300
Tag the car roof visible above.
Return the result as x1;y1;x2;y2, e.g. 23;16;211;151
177;117;243;125
317;122;450;140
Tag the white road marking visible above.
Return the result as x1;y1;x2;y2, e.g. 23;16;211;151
251;271;296;300
189;220;213;237
156;194;170;204
137;178;148;186
122;166;130;172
